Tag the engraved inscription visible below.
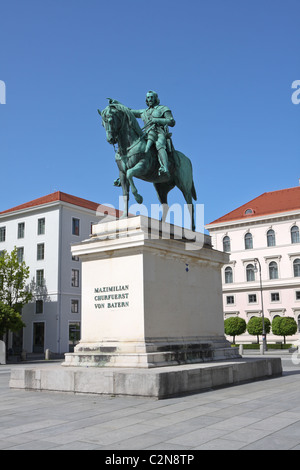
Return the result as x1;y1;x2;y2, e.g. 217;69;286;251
94;285;129;310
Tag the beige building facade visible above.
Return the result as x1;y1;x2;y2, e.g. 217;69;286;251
206;186;300;344
0;192;117;355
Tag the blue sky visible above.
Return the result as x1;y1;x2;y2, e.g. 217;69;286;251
0;0;299;229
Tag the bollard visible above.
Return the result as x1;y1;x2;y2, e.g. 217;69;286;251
21;350;27;361
239;344;243;355
260;344;264;355
45;349;51;360
0;340;6;364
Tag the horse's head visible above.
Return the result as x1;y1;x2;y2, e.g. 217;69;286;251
99;100;143;148
99;104;121;145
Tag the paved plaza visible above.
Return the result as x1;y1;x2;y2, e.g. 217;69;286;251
1;352;300;450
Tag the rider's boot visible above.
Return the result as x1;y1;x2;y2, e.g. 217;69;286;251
158;148;170;178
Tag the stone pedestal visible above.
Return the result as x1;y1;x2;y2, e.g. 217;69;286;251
10;216;282;398
63;216;239;368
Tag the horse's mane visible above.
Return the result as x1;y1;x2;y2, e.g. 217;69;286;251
103;102;143;138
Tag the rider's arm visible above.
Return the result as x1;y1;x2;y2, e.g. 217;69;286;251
152;110;175;127
130;109;143;118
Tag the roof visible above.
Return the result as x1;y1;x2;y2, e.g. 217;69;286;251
0;191;121;218
207;186;300;226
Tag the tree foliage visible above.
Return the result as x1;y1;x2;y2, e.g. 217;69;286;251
0;301;25;338
0;248;32;339
272;316;298;344
246;316;271;343
224;317;246;344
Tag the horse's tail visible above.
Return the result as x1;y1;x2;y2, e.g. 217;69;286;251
173;150;197;200
192;181;197;201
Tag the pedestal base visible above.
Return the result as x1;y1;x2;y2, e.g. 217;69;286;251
64;216;241;368
63;337;239;368
10;357;282;399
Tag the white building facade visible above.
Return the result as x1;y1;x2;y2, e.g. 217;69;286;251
0;192;117;355
206;186;300;344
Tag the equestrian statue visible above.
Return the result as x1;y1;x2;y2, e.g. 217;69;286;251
98;91;197;231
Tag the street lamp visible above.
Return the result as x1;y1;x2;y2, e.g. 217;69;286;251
254;258;267;353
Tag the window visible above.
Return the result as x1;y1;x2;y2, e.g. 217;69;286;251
267;229;276;247
18;222;25;239
38;218;45;235
296;291;300;300
71;299;79;313
36;300;43;314
244;233;253;250
69;322;81;352
269;261;278;279
36;269;44;287
245;208;254;215
0;226;6;242
71;269;79;287
291;226;300;244
72;255;79;261
224;266;233;284
17;247;24;263
246;264;255;282
294;259;300;277
248;294;257;303
271;293;280;302
72;218;80;236
223;236;231;253
226;295;234;305
37;243;45;260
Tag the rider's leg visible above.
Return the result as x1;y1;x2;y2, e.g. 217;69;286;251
156;134;170;177
157;147;170;177
145;136;155;153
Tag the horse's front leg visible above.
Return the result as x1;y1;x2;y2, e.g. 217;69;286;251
126;161;145;204
118;171;129;218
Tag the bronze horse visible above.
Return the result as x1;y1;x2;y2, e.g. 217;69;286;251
99;100;197;231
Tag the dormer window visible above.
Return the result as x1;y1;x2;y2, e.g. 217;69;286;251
244;208;254;215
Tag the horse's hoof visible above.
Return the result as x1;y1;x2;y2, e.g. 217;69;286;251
113;178;121;187
135;194;143;204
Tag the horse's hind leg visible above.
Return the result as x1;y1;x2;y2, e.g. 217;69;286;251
183;191;195;231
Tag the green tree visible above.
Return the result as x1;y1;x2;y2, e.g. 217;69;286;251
272;316;298;344
224;317;246;344
0;301;25;338
0;248;32;349
246;316;271;344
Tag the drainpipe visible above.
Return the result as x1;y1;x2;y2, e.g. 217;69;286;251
57;205;63;354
